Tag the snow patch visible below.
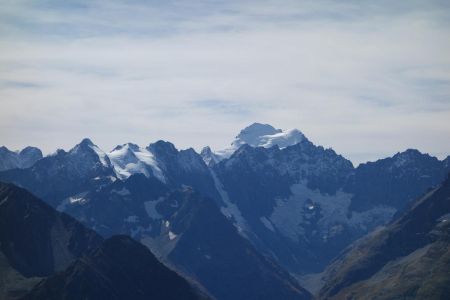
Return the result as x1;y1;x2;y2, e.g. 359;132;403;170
108;144;166;182
69;197;86;204
258;128;305;149
210;170;250;237
348;206;396;231
90;144;109;167
270;182;395;242
260;216;275;232
144;198;163;219
57;192;88;211
438;213;450;223
168;231;177;240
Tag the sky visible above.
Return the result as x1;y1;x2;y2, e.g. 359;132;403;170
1;0;450;165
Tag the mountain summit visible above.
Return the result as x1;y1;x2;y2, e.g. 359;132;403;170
232;123;307;149
0;146;42;171
202;123;308;164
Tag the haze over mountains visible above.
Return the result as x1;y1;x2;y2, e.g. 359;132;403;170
1;123;449;299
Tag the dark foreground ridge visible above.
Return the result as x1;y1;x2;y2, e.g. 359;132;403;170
0;182;207;300
23;235;207;300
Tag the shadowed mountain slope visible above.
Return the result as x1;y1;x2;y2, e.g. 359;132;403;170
318;174;450;300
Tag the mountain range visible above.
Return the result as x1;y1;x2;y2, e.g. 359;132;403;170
1;122;449;299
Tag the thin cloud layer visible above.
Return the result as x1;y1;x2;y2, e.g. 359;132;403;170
1;0;449;164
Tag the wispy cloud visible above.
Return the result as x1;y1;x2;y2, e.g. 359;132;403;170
190;99;254;116
0;80;43;89
0;0;449;164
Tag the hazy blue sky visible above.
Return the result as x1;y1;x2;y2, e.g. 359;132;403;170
1;0;449;164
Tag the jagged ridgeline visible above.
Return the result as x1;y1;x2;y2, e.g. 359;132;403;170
0;123;449;299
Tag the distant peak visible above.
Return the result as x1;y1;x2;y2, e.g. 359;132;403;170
233;123;280;148
69;138;96;153
394;149;424;159
403;148;421;154
79;138;94;147
67;138;110;167
112;144;124;151
238;123;281;138
201;146;212;154
205;123;309;163
127;143;140;151
20;146;38;151
233;123;306;149
19;146;42;155
391;149;433;167
112;143;140;152
148;140;178;154
200;146;220;166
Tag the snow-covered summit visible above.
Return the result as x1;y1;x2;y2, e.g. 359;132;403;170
201;123;308;165
108;143;165;182
232;123;282;148
234;123;307;149
51;139;171;183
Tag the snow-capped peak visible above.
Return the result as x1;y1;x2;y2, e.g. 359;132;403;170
232;123;282;148
108;143;165;182
233;123;306;149
257;128;306;149
201;123;308;165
